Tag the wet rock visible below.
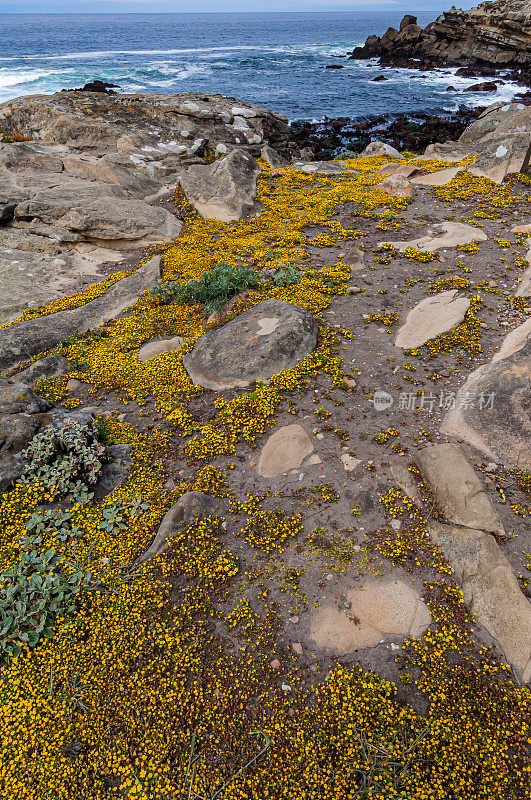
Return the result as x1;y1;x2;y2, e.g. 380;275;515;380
0;256;162;370
395;290;470;349
179;150;260;222
463;81;499;92
414;443;504;535
183;299;318;390
137;335;185;363
430;522;531;681
441;320;531;469
310;577;431;653
372;75;388;82
139;492;218;563
257;424;314;478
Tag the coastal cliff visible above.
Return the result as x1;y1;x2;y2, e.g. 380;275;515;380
350;0;531;75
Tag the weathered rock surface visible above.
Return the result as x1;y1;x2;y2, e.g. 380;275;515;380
414;443;505;535
379;163;422;178
93;444;133;501
183;299;318;390
0;379;52;415
382;221;487;252
349;2;531;71
293;161;348;175
462;103;531;184
0;256;162;370
429;522;531;680
0;383;53;492
379;174;413;198
310;578;431;653
137;336;185;363
179;150;260;222
441;320;531;468
15;354;70;383
139;492;218;563
410;167;464;186
257;424;314;478
0;91;293;316
361;141;403;159
395;290;470;349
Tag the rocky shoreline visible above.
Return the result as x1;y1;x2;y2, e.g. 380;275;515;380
350;0;531;85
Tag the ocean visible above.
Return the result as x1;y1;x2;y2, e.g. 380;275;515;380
0;12;523;122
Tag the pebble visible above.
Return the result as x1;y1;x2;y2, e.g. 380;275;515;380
289;616;299;624
391;519;401;531
281;683;291;692
67;379;80;391
270;659;281;669
292;643;303;655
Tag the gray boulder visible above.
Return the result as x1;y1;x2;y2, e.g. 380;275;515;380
0;255;162;370
139;491;218;563
0;380;52;415
16;353;70;383
93;444;133;500
441;321;531;469
183;298;318;390
360;141;403;159
179;150;260;222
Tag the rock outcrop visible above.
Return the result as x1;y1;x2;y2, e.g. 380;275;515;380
349;1;531;75
0;91;293;322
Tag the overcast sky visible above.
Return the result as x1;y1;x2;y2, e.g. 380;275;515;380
0;1;466;13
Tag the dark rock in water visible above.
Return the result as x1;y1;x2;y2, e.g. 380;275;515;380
372;75;388;82
463;81;499;92
65;80;120;94
183;298;319;390
446;86;457;91
325;65;344;69
139;492;218;563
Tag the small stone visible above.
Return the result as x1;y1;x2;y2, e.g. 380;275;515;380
343;377;357;390
270;659;281;669
281;683;291;692
341;454;361;472
289;616;300;624
292;642;303;655
391;519;401;531
67;379;80;391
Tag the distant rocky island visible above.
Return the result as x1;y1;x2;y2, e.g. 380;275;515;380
350;0;531;83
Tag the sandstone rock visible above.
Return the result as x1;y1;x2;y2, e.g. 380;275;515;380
15;353;70;383
379;163;422;178
511;223;531;234
460;103;531;184
340;454;361;472
395;290;470;349
413;443;504;535
261;145;287;168
139;491;218;563
429;522;531;680
183;299;318;390
361;141;403;159
294;161;348;175
257;424;314;478
137;335;185;363
382;221;487;252
390;463;424;506
179;150;260;222
379;174;412;198
441;320;531;468
410;167;463;186
0;380;52;415
310;577;431;653
0;256;162;370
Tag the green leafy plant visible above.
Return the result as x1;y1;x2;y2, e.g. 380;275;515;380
22;418;106;498
271;266;301;287
0;536;93;661
149;262;260;315
26;509;83;542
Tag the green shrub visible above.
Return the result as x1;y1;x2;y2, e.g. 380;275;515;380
149;262;260;315
271;266;301;287
0;536;93;660
22;418;106;501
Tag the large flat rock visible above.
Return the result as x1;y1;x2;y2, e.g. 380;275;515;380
183;299;318;390
430;522;531;681
395;290;470;349
414;443;504;535
0;256;162;370
441;320;531;469
381;221;487;252
257;424;314;477
310;578;431;654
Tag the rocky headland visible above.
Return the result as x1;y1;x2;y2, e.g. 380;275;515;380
0;88;530;798
350;0;531;83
